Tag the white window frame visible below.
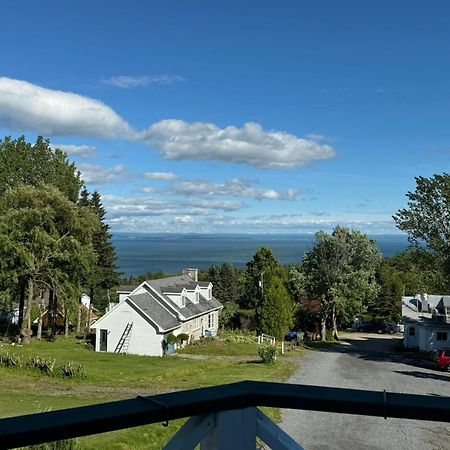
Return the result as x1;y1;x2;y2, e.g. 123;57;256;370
192;316;201;330
207;312;215;329
195;291;200;303
181;295;186;307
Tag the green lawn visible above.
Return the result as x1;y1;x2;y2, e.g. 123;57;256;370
178;339;260;356
0;337;298;449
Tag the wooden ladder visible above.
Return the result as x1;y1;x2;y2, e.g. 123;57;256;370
115;322;133;353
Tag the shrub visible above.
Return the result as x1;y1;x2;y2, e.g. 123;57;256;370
258;345;277;364
0;352;85;378
59;361;85;378
166;333;179;345
178;333;189;343
0;352;22;367
27;356;55;374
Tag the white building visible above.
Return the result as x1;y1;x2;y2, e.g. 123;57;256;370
91;269;223;357
403;294;450;351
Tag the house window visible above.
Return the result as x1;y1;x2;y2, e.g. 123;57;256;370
208;287;212;299
181;295;186;307
437;332;448;341
192;317;201;330
195;292;199;303
208;313;215;329
409;327;415;336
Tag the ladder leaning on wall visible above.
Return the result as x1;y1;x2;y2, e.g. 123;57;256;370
115;322;133;354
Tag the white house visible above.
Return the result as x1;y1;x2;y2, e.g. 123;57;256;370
91;269;223;357
403;294;450;351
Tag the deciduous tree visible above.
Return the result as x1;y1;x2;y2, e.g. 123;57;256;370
302;226;381;340
0;184;97;337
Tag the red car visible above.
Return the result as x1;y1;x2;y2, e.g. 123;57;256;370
435;349;450;371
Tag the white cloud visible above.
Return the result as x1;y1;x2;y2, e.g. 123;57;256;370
101;194;244;218
51;144;96;158
79;164;126;185
140;120;336;168
185;199;244;211
0;77;133;138
144;171;178;180
102;75;184;89
173;215;194;224
0;77;337;170
140;187;155;193
171;178;300;201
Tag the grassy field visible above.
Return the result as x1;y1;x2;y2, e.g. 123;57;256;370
0;336;298;449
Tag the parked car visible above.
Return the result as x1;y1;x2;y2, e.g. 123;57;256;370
435;349;450;371
356;322;398;334
430;349;441;362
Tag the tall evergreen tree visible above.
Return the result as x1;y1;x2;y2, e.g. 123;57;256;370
241;247;279;310
258;274;294;339
81;190;120;311
206;263;243;328
0;136;83;202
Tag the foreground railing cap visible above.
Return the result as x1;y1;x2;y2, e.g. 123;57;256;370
1;381;450;449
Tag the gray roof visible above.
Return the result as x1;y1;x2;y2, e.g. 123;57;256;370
162;286;185;294
145;275;222;320
404;315;450;329
125;275;222;330
436;296;450;313
180;294;222;319
117;284;139;293
197;281;211;287
128;293;180;331
147;274;195;291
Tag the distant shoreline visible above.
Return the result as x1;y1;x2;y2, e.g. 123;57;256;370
111;232;410;277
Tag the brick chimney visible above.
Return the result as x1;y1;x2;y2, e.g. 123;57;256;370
183;268;198;282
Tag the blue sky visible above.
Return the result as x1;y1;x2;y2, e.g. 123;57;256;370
1;1;449;234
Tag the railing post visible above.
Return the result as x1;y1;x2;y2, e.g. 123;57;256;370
200;407;257;450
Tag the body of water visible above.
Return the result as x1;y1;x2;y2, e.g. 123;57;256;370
112;233;410;278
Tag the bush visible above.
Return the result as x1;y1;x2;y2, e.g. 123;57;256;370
0;352;85;378
27;356;55;374
0;352;23;367
178;333;189;343
166;333;179;345
59;361;85;378
258;345;277;364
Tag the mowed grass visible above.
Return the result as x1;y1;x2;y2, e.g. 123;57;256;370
0;337;297;449
179;339;260;356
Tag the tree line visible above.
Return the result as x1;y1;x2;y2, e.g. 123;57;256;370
2;135;450;343
125;172;450;341
0;136;119;340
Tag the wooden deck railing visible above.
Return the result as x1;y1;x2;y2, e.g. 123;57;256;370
1;381;450;449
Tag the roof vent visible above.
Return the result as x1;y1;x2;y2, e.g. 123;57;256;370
183;268;198;282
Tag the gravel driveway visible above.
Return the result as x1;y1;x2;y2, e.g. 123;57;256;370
281;333;450;449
